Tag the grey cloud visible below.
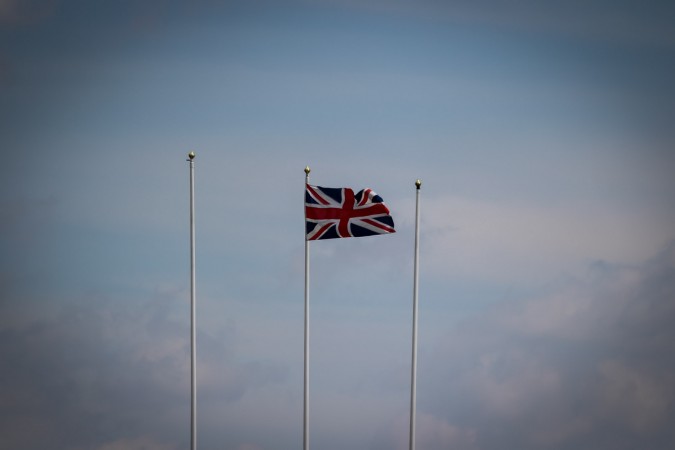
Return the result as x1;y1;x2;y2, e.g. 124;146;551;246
0;289;288;449
414;243;675;449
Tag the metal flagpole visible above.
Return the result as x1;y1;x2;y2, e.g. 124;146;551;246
303;166;311;450
409;179;421;450
188;151;197;450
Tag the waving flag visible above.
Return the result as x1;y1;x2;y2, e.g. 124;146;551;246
305;184;395;240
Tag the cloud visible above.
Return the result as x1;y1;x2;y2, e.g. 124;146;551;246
420;193;675;283
376;412;479;450
417;242;675;449
0;287;287;449
597;359;674;434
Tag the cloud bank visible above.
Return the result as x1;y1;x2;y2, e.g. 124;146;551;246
414;243;675;449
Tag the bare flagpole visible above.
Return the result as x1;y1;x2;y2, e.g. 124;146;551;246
303;166;311;450
188;151;197;450
409;179;422;450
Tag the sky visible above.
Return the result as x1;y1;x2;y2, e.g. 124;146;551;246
1;0;675;449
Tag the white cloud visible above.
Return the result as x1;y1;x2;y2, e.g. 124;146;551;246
420;243;675;448
421;194;675;283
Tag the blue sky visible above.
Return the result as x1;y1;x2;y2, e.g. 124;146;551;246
2;1;675;449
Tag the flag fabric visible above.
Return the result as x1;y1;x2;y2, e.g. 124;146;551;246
305;184;396;240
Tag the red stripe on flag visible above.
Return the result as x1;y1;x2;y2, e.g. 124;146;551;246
337;188;355;237
305;203;389;221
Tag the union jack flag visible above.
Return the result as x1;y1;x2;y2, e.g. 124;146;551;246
305;184;396;240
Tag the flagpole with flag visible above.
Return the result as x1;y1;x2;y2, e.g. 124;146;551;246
409;179;421;450
303;165;311;450
302;170;396;449
188;151;197;450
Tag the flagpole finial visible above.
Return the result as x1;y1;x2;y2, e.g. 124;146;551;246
188;151;196;160
304;166;311;175
415;179;422;189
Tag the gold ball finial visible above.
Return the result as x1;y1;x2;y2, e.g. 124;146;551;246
304;166;311;175
188;151;196;160
415;179;422;189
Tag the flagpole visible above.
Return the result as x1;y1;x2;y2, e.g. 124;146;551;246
409;179;421;450
188;151;197;450
303;166;311;450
